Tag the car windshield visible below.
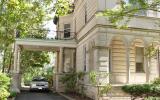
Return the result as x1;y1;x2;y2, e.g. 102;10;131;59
32;77;48;82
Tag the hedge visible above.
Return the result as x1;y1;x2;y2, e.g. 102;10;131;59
122;84;160;97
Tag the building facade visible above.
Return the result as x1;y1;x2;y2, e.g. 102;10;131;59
55;0;160;99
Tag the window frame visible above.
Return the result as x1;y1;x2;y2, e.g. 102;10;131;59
64;24;71;38
135;47;145;73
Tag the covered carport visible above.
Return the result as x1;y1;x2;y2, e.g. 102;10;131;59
11;38;77;93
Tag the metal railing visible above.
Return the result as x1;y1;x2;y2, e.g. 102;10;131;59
15;30;76;41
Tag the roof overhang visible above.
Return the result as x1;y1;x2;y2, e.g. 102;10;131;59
15;38;77;51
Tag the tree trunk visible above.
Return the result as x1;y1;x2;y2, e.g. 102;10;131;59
2;48;7;73
7;51;13;73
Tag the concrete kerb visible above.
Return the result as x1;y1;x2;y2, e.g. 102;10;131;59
58;92;76;100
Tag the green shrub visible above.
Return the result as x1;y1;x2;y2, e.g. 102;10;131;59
89;71;111;98
152;78;160;85
122;84;151;96
0;73;11;100
145;97;160;100
9;91;17;98
122;84;160;98
60;70;77;93
60;69;85;93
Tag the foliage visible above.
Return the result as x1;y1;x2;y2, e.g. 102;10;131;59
0;0;54;72
21;50;50;71
1;47;13;73
89;71;111;99
122;84;160;99
89;71;97;85
54;0;74;16
122;84;151;96
43;67;53;87
60;69;85;93
60;69;77;93
0;73;10;100
152;78;160;85
9;91;17;98
145;44;158;59
0;0;53;46
21;50;50;85
145;97;160;100
100;0;160;27
99;84;112;96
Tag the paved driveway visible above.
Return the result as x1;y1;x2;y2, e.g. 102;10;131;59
15;91;68;100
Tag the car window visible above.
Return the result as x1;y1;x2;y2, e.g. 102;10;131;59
32;78;48;82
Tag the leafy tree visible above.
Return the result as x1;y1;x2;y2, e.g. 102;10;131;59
0;0;53;43
100;0;160;27
54;0;74;17
21;50;50;85
0;0;54;72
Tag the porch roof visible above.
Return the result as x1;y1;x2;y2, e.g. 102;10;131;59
15;38;77;51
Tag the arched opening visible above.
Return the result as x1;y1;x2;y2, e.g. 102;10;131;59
130;38;146;83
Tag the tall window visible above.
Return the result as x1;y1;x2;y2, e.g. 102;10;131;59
64;24;71;38
83;45;87;72
136;47;144;73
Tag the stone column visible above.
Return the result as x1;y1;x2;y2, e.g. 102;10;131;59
144;42;151;83
11;44;21;93
124;36;133;84
126;47;130;83
55;51;59;91
145;49;150;83
93;46;110;100
94;46;110;83
56;47;64;92
59;47;64;73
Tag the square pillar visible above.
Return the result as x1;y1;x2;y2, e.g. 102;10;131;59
59;47;64;73
11;44;21;93
54;51;59;91
94;46;110;84
56;47;65;92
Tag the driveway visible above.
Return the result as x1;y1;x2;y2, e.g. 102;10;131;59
15;91;68;100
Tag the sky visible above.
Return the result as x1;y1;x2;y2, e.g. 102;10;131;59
44;1;57;39
45;20;57;39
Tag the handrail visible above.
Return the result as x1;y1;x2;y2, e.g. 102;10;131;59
15;31;76;41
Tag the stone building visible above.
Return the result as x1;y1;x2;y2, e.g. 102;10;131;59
55;0;160;99
12;0;160;99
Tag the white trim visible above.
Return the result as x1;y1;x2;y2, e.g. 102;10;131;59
15;39;77;48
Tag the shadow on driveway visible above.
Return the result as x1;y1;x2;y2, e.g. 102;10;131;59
15;91;68;100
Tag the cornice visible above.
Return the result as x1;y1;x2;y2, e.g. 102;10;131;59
77;24;160;43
